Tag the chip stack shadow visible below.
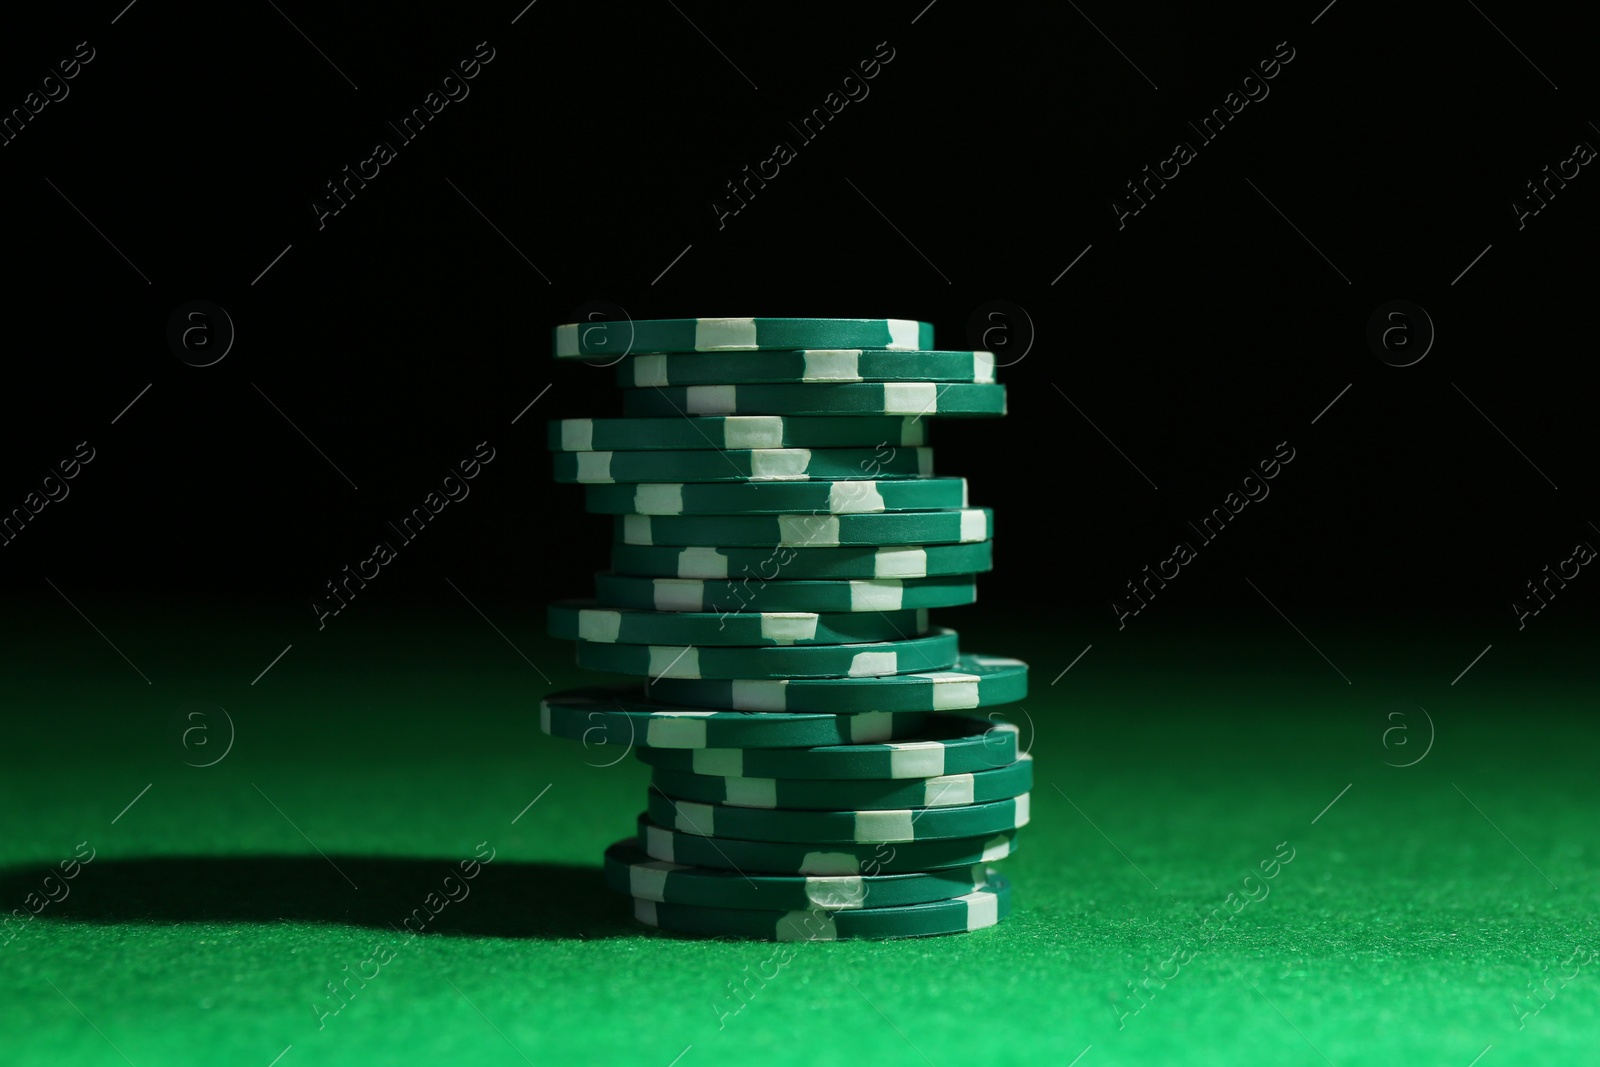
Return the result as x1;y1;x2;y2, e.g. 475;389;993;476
540;316;1029;941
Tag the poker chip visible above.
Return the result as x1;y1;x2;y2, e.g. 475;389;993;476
646;789;1031;843
540;312;1029;938
636;814;1020;876
548;415;929;452
552;317;933;358
572;627;960;680
582;477;968;516
608;540;992;580
648;753;1033;810
614;508;992;547
615;349;996;387
604;840;990;911
630;876;1011;940
622;382;1007;418
590;572;980;613
538;689;927;750
648;654;1030;713
552;446;933;484
633;714;1020;778
547;600;928;647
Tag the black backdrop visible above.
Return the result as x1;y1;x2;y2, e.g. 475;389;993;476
2;0;1595;642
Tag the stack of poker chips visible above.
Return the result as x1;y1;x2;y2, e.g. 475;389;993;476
540;316;1030;941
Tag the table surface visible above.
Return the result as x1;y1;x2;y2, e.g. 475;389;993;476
3;608;1595;1067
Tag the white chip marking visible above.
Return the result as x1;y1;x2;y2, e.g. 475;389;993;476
830;481;884;513
577;609;622;643
645;713;709;747
632;354;669;387
848;580;904;611
677;547;727;578
882;382;936;415
923;774;975;807
759;613;819;644
673;800;715;835
635;484;685;515
963;889;999;930
849;651;899;676
629;860;684;902
979;834;1013;862
887;320;920;350
695;318;758;350
576;451;613;483
644;822;675;861
855;810;915;842
778;514;839;545
960;509;988;542
633;897;660;925
873;546;928;578
730;679;787;710
915;448;934;476
724;416;784;449
849;712;897;741
898;417;924;446
538;702;551;733
653;578;705;612
798;851;861;876
553;323;579;357
886;742;945;778
973;351;996;384
649;646;700;679
801;350;861;381
622;515;653;545
1013;793;1031;827
559;418;593;451
750;449;811;480
723;777;778;808
805;875;866;910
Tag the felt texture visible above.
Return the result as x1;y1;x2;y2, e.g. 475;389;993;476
2;613;1594;1066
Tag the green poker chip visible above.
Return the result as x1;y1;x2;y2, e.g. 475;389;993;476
553;317;933;358
647;789;1031;844
609;541;992;580
616;508;992;548
553;446;932;484
648;753;1033;811
591;572;980;613
573;627;959;681
583;476;967;516
539;687;929;750
637;813;1021;875
628;875;1011;940
616;349;996;388
623;382;1007;418
634;714;1020;779
548;600;928;647
648;653;1028;713
548;415;930;452
604;840;991;912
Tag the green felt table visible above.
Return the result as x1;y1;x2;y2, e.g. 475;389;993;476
2;607;1595;1067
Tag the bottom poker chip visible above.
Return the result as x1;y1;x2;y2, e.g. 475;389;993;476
630;875;1011;940
636;813;1019;875
603;840;990;911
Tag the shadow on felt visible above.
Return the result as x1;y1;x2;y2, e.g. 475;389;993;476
0;855;637;940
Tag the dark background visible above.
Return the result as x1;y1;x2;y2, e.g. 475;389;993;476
2;0;1594;650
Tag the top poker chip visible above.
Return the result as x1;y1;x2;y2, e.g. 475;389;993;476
553;317;933;358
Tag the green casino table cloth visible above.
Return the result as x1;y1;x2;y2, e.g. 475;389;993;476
2;608;1595;1067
